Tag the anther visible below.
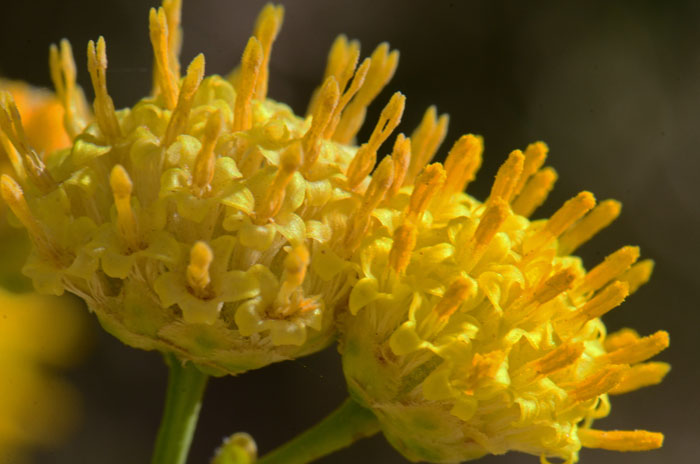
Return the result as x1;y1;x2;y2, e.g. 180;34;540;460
87;37;122;142
302;76;339;171
187;241;213;298
256;141;302;223
558;281;629;333
525;191;595;254
600;330;669;366
406;163;445;224
389;223;417;274
609;362;671;395
162;54;206;148
110;165;140;251
513;342;585;384
162;0;183;79
149;7;178;109
49;39;87;138
406;106;449;183
567;365;628;402
433;276;476;320
461;199;509;270
323;58;370;139
252;4;284;100
572;246;639;299
488;150;525;204
386;133;411;200
511;167;557;217
192;109;223;196
513;141;548;197
442;134;484;196
276;244;310;309
578;429;664;452
233;37;263;132
558;199;622;255
618;259;654;294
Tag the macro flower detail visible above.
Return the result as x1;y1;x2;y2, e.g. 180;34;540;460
340;138;669;462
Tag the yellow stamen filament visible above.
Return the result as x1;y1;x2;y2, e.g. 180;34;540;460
149;7;178;109
323;58;370;140
187;241;213;297
87;37;122;142
406;163;446;224
604;328;640;352
346;92;405;189
526;191;595;253
109;165;140;251
558;199;622;255
618;259;654;294
192;109;223;196
389;223;417;274
559;281;629;333
277;244;310;310
442;134;484;196
514;342;584;384
513;141;548;197
567;365;627;402
233;37;263;132
511;167;557;217
573;246;639;299
162;54;206;148
600;330;669;365
386;133;411;199
256;141;302;223
533;268;578;304
333;43;400;144
162;0;183;79
252;4;284;100
49;39;86;138
302;76;340;171
406;106;449;182
0;93;55;191
489;150;525;204
609;362;671;395
461;199;509;270
578;429;664;451
343;156;394;253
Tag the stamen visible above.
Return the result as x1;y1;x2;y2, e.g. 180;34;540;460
525;191;595;253
323;58;370;139
618;259;654;294
533;268;578;304
558;199;622;255
572;246;639;299
333;43;399;143
513;141;548;197
233;37;263;132
406;163;446;224
256;141;302;223
461;199;509;270
149;7;178;109
604;328;640;352
0;175;55;257
110;165;140;251
324;35;361;95
346;92;405;189
389;223;417;274
187;241;213;298
488;150;525;204
406;106;449;182
558;281;629;334
386;133;411;200
433;276;476;320
192;109;223;196
600;330;669;365
49;39;87;138
87;37;122;142
513;343;585;384
567;365;627;402
162;54;206;148
162;0;183;80
302;76;340;171
276;244;310;308
609;362;671;394
252;4;284;100
442;134;484;196
578;429;664;451
511;167;558;217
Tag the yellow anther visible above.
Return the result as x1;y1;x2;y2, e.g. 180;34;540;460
389;223;417;274
559;281;629;333
192;109;223;196
233;37;263;132
533;268;578;304
323;35;361;93
514;343;585;384
302;76;340;171
252;4;284;100
604;328;640;352
187;241;213;297
323;58;370;139
407;106;449;183
162;53;206;148
387;133;411;199
149;7;178;109
618;259;654;294
567;365;627;402
511;167;557;217
256;141;302;223
513;141;548;197
600;330;669;366
526;191;596;254
162;0;183;79
0;174;54;257
573;246;639;299
461;199;509;270
343;156;394;253
609;362;670;395
578;429;664;452
488;150;525;204
0;92;55;192
558;199;622;255
442;134;484;196
333;43;400;144
277;244;310;308
87;37;122;142
109;165;140;251
49;39;86;138
433;276;476;320
406;163;446;223
346;92;405;190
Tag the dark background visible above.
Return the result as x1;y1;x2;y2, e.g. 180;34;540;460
0;0;698;463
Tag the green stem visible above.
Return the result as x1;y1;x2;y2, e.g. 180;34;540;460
150;353;209;464
258;398;380;464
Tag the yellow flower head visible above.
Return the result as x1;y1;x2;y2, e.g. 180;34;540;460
0;289;86;462
0;0;410;376
340;142;669;460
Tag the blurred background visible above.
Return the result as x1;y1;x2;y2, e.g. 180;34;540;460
0;0;698;462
